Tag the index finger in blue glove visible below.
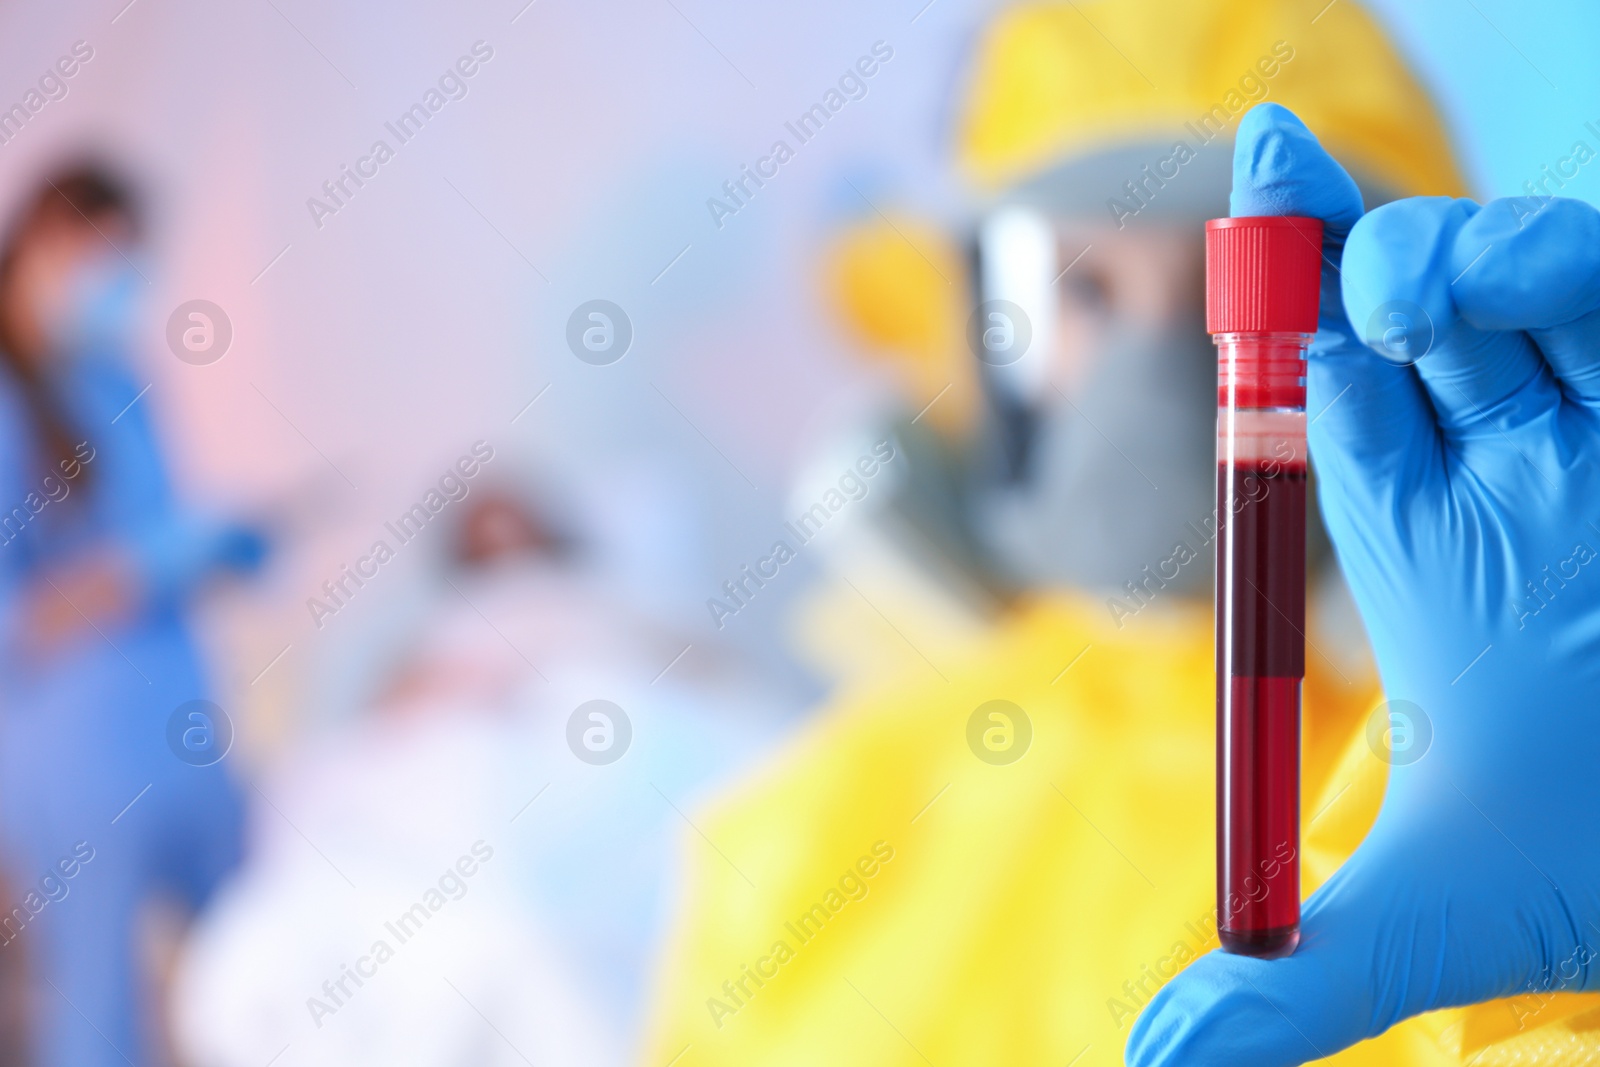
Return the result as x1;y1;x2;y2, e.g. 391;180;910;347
1229;103;1437;514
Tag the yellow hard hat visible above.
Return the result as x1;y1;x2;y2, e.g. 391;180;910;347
958;0;1468;198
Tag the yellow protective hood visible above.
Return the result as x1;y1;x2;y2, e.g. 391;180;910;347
958;0;1468;199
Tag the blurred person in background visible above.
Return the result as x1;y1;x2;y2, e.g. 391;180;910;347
639;1;1593;1064
173;484;788;1066
0;165;267;1066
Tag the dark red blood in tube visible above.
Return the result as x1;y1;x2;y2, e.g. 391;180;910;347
1216;460;1305;957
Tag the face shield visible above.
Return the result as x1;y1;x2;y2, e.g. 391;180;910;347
967;141;1232;598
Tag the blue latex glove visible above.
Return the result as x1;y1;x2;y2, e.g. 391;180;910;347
212;519;272;574
132;517;272;599
1128;102;1600;1065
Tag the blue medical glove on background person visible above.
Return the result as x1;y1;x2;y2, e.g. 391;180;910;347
1127;101;1600;1066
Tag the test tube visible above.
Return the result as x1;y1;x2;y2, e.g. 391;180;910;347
1204;216;1322;959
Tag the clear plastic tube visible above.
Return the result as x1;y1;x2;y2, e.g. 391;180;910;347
1215;330;1308;958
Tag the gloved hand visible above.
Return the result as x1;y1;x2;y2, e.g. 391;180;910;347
210;519;272;575
1128;101;1600;1065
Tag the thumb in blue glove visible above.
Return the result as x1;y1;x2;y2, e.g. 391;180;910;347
1128;101;1600;1066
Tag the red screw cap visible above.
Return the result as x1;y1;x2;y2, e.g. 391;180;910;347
1205;216;1324;335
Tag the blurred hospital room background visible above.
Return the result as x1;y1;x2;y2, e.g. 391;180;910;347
0;0;1595;1065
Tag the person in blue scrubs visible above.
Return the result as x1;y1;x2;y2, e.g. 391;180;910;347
0;165;265;1066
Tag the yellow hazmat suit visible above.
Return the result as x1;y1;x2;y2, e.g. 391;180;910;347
644;1;1600;1063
